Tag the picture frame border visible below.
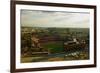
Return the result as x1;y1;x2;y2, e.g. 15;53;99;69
10;0;97;73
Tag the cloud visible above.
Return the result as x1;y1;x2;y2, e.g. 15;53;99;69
21;10;90;28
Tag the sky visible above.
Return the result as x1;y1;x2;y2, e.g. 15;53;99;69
21;10;90;28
